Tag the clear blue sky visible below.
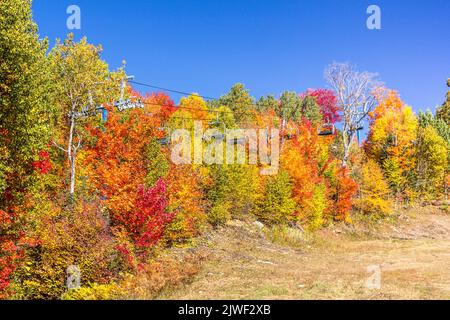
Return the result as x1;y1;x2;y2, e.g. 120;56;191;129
33;0;449;113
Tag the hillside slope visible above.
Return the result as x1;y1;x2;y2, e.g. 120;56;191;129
161;206;450;300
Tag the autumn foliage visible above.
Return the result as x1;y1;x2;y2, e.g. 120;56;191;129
2;0;450;299
131;180;174;249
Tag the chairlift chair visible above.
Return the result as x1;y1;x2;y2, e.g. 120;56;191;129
284;126;299;140
227;137;246;145
205;111;226;141
285;133;295;140
158;136;171;146
209;118;222;127
113;75;145;112
318;119;336;136
211;133;226;140
356;125;364;145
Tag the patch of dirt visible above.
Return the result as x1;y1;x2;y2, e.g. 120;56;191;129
336;205;450;241
161;207;450;300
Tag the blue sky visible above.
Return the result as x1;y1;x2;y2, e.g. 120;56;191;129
33;0;449;113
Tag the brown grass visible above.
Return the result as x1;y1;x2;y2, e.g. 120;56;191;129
160;206;450;300
118;246;210;300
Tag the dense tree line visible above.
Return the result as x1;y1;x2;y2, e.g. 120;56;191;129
1;0;449;299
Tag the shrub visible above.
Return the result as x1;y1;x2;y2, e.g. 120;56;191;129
206;164;259;219
126;179;174;251
355;159;393;218
12;198;120;300
208;202;232;226
308;183;328;230
263;225;304;249
119;253;207;300
255;171;297;225
165;165;207;245
61;283;122;300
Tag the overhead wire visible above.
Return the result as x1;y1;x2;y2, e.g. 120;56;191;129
129;79;284;112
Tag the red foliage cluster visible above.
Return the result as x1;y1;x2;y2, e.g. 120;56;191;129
0;210;24;297
306;89;341;124
32;151;52;174
0;241;21;294
127;178;174;249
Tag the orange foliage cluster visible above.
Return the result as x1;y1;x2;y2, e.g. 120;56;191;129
282;122;357;224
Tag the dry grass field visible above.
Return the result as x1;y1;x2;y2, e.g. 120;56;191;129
158;206;450;300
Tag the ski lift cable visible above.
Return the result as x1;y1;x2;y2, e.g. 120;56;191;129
129;79;298;111
70;78;339;132
96;77;335;120
140;101;256;117
129;80;217;101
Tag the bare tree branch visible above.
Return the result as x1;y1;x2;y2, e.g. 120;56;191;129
325;62;383;165
53;140;68;153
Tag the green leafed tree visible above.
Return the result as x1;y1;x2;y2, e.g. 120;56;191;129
0;0;56;201
206;164;259;221
418;110;450;146
436;79;450;125
213;83;255;125
278;91;322;126
256;95;279;113
0;0;57;298
279;91;303;123
415;126;448;197
255;170;297;225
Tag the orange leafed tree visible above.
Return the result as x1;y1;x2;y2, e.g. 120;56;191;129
84;93;175;251
329;166;358;222
282;121;357;226
282;122;334;225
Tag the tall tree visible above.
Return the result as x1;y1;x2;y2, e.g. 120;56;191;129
49;35;124;195
0;0;56;296
0;0;55;201
325;62;382;165
365;90;418;201
418;110;450;146
437;78;450;125
415;126;448;197
256;95;279;113
213;83;255;125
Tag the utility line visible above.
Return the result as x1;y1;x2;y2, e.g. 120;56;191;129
141;101;258;117
59;78;318;123
129;80;217;101
129;79;285;111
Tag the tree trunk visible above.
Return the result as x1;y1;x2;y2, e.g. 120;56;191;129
70;154;76;195
68;117;76;195
342;130;355;167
